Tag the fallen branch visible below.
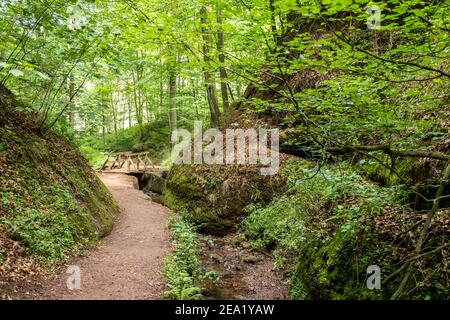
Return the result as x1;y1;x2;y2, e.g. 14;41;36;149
326;145;450;161
383;242;449;284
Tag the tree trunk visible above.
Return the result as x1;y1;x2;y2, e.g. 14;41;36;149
159;74;164;120
111;91;118;139
127;92;132;128
158;53;164;120
216;7;230;113
201;6;220;127
68;76;75;127
101;97;106;147
131;65;143;137
168;64;177;132
192;78;199;119
269;0;277;38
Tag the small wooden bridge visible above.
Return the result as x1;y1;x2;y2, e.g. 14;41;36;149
101;152;164;173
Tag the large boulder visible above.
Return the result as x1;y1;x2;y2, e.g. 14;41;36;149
162;163;287;235
142;172;167;194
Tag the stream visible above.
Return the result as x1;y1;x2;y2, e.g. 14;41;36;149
198;233;289;300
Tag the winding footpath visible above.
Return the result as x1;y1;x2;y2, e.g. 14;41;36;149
44;173;170;300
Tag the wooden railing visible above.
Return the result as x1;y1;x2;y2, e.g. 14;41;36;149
101;152;155;172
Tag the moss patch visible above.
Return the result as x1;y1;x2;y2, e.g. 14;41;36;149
162;163;287;235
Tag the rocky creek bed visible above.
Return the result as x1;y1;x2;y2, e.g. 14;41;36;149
198;233;289;300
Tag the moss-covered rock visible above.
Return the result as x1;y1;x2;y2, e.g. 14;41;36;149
143;172;166;194
162;163;287;235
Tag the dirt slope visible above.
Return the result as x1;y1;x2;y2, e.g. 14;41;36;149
1;84;120;297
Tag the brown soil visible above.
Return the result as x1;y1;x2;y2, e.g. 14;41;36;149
40;173;170;300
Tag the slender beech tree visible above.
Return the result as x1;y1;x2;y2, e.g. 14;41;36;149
216;5;230;113
200;5;220;127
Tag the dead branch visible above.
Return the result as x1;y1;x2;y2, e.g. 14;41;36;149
326;145;450;161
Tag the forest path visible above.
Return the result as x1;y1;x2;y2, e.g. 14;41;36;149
44;173;170;300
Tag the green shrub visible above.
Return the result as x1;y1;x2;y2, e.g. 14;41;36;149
242;159;432;299
0;136;118;269
104;121;171;163
3;209;75;267
79;145;107;169
0;181;100;268
163;216;203;300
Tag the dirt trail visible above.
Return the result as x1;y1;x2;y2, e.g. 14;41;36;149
44;173;170;300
